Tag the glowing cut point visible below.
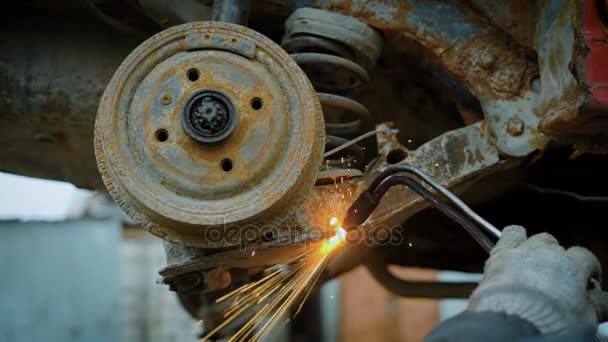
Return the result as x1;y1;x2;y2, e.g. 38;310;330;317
320;227;347;254
329;216;338;226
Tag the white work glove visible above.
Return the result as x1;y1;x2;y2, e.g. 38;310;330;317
468;225;608;336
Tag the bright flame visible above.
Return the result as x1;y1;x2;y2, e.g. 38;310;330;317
329;216;338;226
320;227;347;254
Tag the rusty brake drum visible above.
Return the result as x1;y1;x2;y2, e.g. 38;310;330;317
95;22;324;248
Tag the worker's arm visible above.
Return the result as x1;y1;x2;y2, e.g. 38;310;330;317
426;226;608;342
425;311;597;341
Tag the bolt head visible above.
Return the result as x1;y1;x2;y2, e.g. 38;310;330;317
160;93;172;105
506;118;525;136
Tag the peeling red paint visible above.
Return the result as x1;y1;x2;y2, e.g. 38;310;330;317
581;0;608;104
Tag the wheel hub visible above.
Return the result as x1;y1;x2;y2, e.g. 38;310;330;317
95;22;324;247
183;90;236;144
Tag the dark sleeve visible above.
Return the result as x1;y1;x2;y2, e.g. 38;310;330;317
425;311;539;342
425;312;598;342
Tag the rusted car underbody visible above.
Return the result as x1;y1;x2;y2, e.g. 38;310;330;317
3;0;608;319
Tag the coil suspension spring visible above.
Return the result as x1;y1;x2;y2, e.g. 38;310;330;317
282;8;383;171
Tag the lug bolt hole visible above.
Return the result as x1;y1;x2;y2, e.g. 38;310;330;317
261;231;275;242
251;97;263;110
155;129;169;142
221;158;233;172
187;68;200;82
387;148;408;164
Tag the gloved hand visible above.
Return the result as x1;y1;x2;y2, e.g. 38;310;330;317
468;225;608;336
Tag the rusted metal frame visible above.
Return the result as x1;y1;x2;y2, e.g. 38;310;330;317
159;122;513;289
467;0;537;50
361;122;504;229
536;0;585;137
159;234;326;286
312;0;546;157
537;0;608;147
324;121;516;278
579;0;608;106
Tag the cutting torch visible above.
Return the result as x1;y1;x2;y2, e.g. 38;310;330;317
342;166;502;253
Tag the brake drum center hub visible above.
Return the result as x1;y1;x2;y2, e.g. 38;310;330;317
183;90;236;144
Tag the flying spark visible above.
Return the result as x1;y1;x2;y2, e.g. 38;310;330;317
201;227;347;342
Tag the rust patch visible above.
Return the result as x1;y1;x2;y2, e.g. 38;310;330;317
319;0;538;103
538;0;608;150
468;0;537;50
319;0;415;30
441;29;538;101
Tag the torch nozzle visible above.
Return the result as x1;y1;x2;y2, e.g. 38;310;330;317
342;191;379;231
